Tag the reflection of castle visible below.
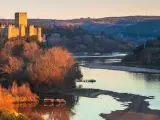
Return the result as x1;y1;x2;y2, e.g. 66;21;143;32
0;12;42;42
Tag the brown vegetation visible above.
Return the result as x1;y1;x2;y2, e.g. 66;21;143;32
0;40;81;92
27;47;76;84
0;81;38;106
0;56;24;75
0;84;15;111
0;82;40;120
9;81;39;103
0;109;28;120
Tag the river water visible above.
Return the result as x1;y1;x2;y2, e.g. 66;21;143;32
17;55;160;120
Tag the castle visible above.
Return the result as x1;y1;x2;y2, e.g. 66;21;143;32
0;12;42;42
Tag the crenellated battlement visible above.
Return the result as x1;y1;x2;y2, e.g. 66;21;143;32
0;12;42;41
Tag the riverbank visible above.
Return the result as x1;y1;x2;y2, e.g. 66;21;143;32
112;62;160;70
71;88;160;119
100;112;160;120
82;63;160;73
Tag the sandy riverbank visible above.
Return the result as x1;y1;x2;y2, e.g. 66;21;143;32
72;88;160;120
82;63;160;74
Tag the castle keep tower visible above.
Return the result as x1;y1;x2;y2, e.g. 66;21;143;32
15;12;27;27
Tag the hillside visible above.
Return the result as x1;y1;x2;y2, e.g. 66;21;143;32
43;26;133;53
1;16;160;44
1;16;160;26
125;20;160;38
122;37;160;66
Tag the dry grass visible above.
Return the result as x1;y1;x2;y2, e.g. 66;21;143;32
0;85;15;111
8;81;39;103
0;83;41;120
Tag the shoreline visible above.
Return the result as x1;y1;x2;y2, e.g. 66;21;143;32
71;88;160;119
81;63;160;74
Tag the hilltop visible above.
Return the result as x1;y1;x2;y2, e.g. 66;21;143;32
1;16;160;44
1;15;160;25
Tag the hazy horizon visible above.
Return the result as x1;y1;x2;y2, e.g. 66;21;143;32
0;0;160;19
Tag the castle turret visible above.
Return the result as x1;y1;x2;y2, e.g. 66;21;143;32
28;25;35;37
37;27;42;42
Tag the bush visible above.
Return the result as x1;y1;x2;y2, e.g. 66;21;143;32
0;110;28;120
27;47;77;90
23;42;40;61
0;56;24;74
0;85;15;111
0;39;82;93
0;83;41;120
8;81;38;103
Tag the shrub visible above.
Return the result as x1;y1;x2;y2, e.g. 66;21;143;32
27;47;76;89
0;84;15;111
0;39;82;92
23;42;40;61
3;40;26;56
0;110;28;120
0;56;24;74
0;83;41;120
8;81;39;103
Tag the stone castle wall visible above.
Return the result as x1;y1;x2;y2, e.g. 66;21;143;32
0;12;42;41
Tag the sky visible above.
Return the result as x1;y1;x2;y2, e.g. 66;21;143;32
0;0;160;19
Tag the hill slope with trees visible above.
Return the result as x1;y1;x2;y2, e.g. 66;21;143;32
122;37;160;67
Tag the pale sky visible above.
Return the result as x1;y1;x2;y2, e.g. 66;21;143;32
0;0;160;19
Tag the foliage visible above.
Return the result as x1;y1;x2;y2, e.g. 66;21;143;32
0;39;81;91
0;56;24;74
8;81;38;103
44;26;133;53
27;47;76;88
0;84;15;111
122;37;160;65
0;110;28;120
0;82;41;120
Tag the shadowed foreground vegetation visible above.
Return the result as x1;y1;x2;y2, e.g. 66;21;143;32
0;82;42;120
0;39;82;119
0;40;82;92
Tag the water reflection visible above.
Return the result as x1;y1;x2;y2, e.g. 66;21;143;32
15;95;78;120
71;95;127;120
13;65;160;120
79;66;160;110
78;58;122;65
130;73;160;82
14;93;127;120
16;104;75;120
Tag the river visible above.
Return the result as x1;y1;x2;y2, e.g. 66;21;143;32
17;54;160;120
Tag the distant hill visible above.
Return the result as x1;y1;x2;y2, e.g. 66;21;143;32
1;16;160;25
125;20;160;37
1;16;160;44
